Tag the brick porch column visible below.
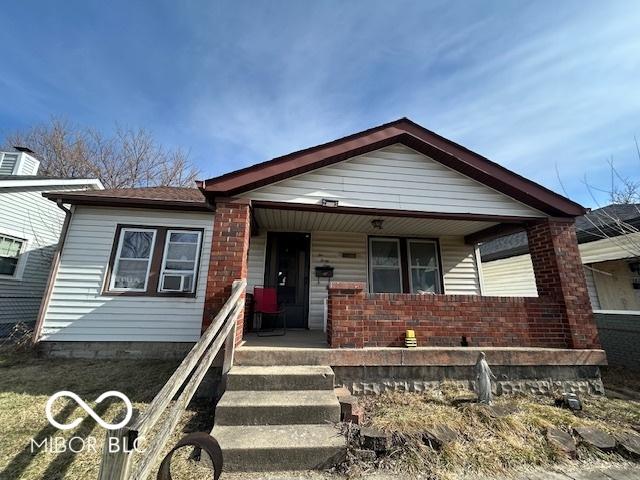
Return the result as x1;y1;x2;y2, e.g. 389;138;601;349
526;219;600;349
202;199;251;346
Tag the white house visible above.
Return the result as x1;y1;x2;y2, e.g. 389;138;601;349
0;148;103;336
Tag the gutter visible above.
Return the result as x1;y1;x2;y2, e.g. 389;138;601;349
32;199;73;344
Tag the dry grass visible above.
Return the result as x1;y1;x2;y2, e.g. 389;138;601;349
350;382;640;480
0;348;216;480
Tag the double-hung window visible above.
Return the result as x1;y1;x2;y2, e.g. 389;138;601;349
110;228;156;291
106;225;203;296
369;238;403;293
407;240;440;294
159;230;202;293
0;234;25;277
368;237;442;294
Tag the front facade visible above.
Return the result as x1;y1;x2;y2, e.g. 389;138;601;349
0;150;102;336
36;119;601;357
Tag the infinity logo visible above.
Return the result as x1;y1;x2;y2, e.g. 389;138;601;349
45;391;133;431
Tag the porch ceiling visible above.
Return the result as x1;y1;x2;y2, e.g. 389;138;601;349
253;207;498;236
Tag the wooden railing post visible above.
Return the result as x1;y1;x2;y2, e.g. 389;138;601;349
98;411;139;480
222;319;237;376
97;280;246;480
217;318;237;398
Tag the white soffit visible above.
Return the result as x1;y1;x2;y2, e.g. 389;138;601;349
253;207;497;237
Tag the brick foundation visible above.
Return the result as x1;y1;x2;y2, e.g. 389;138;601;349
327;219;600;350
202;200;250;345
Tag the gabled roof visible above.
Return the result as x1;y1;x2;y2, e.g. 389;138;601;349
43;186;209;211
480;203;640;261
199;118;586;217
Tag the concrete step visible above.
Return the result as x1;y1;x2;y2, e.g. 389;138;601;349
214;390;340;426
211;424;346;471
226;365;334;391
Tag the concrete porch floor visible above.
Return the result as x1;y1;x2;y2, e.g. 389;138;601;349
240;330;328;349
236;331;607;368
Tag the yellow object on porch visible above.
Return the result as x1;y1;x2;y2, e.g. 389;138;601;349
405;329;417;348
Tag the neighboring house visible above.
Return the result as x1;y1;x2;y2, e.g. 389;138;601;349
480;204;640;368
0;148;103;336
34;118;602;362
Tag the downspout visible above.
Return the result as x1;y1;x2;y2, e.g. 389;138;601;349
32;199;73;344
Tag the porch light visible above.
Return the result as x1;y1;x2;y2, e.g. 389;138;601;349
321;198;339;207
371;219;384;230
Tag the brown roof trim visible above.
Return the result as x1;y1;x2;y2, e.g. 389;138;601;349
252;200;534;224
42;192;212;212
201;118;586;217
464;223;527;245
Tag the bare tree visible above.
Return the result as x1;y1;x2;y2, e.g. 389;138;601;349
2;117;200;188
557;139;640;259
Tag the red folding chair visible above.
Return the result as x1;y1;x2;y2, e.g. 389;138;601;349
254;286;286;336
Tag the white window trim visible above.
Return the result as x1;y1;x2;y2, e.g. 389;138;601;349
407;239;441;294
158;229;202;293
0;231;30;281
109;227;157;292
368;237;403;293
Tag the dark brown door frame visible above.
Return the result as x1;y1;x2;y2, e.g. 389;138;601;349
264;232;311;329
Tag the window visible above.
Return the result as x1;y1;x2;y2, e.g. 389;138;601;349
368;237;442;294
110;228;156;291
0;234;25;277
408;240;440;294
369;238;403;293
159;230;202;293
105;225;203;296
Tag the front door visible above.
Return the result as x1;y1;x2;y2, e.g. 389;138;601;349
264;232;310;329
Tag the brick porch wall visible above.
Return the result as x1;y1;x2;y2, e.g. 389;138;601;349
327;283;570;348
328;219;600;350
202;200;250;345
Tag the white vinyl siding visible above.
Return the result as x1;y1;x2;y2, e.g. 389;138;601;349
481;235;640;298
480;254;538;297
18;154;39;175
247;233;267;293
41;207;213;342
440;236;481;295
579;233;640;264
242;144;544;218
0;184;97;326
310;231;368;330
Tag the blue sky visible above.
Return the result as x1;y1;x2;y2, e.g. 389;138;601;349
1;1;639;207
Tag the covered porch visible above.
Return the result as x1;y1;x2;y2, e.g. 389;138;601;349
204;200;601;352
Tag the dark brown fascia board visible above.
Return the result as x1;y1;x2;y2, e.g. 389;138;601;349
251;200;535;224
200;118;586;217
42;192;212;212
464;223;527;245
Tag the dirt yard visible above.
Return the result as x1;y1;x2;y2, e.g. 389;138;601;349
0;346;638;480
0;348;216;480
